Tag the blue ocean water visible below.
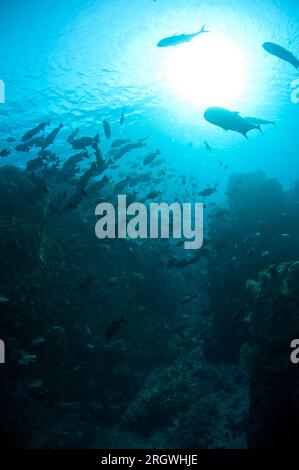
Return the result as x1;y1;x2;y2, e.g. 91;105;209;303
1;0;298;190
1;0;299;451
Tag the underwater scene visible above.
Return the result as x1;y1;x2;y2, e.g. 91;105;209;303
0;0;299;451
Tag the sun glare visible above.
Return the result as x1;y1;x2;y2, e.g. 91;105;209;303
163;33;247;109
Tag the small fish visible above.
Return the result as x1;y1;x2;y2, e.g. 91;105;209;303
6;137;16;143
41;123;63;149
263;42;299;69
67;128;80;143
138;136;149;144
150;159;165;168
87;175;109;195
278;233;291;239
16;136;44;152
114;141;146;160
199;186;217;197
145;190;161;200
93;133;100;148
71;136;95;150
157;25;209;48
56;166;80;184
105;316;127;340
21;120;50;142
77;162;100;189
204;141;212;153
0;149;11;158
48;191;68;215
62;151;89;170
103;119;111;139
261;251;270;257
62;188;87;212
26;156;47;171
128;172;151;187
174;259;190;269
120;107;125;125
93;142;105;171
143;149;161;166
111;139;131;148
113;176;130;194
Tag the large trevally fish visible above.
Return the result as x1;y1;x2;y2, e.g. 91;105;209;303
263;42;299;69
157;25;208;48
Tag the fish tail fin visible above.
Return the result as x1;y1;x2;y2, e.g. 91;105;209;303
199;25;209;34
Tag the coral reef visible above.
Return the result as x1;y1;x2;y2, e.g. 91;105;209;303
244;261;299;448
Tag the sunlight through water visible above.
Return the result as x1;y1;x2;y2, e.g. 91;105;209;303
163;33;248;109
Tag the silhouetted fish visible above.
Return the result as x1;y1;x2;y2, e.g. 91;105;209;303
204;107;261;138
62;151;89;170
105;316;127;341
120;107;125;125
67;128;80;143
21;120;50;142
114;141;146;160
103;119;111;139
263;42;299;69
0;149;11;158
93;142;105;172
143;149;160;165
204;141;212;152
40;123;63;149
157;25;208;47
16;136;44;152
71;136;96;150
199;186;217;197
111;139;130;148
